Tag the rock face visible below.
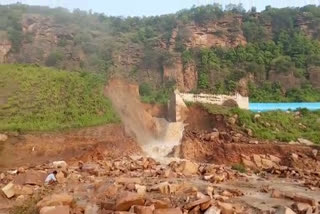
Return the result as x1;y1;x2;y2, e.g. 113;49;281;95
0;38;11;63
175;16;247;49
163;57;198;92
268;70;303;91
309;66;320;89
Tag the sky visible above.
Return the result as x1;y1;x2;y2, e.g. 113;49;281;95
0;0;319;16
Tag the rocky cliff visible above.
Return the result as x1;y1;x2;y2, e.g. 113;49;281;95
1;4;320;96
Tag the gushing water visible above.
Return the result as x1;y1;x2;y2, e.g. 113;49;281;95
105;79;185;160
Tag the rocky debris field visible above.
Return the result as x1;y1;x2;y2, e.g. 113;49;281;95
1;146;320;214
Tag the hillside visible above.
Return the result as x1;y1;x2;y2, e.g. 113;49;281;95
0;4;320;101
0;64;119;131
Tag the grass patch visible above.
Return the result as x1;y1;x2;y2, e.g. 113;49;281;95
202;103;320;144
231;163;247;173
0;64;120;132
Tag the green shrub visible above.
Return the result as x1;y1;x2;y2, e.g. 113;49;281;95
0;64;119;131
232;164;247;173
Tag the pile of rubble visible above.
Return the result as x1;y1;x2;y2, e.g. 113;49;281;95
1;152;320;214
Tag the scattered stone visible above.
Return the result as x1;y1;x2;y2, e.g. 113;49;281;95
0;134;8;142
14;185;33;195
85;204;99;214
275;206;296;214
261;158;275;169
37;194;73;208
312;149;318;158
271;190;283;199
2;182;15;198
115;192;145;211
135;184;147;195
204;206;221;214
227;117;236;125
217;202;234;214
52;161;68;169
154;208;182;214
133;205;154;214
297;138;313;146
116;177;142;184
291;202;312;213
39;206;70;214
147;199;171;209
291;153;299;160
56;171;66;184
184;196;211;210
82;163;100;176
293;194;317;206
242;159;256;169
0;173;5;180
177;161;199;176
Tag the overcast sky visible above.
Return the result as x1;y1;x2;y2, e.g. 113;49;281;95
0;0;319;16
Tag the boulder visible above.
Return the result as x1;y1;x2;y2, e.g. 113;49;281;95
293;194;317;206
154;208;182;214
14;185;33;195
261;158;275;169
133;205;154;214
297;138;313;146
82;163;100;176
116;177;142;184
177;161;199;176
217;202;233;214
275;206;296;214
52;161;68;169
252;155;262;168
150;182;171;195
85;204;99;214
2;182;15;198
14;170;47;186
205;206;221;214
312;149;318;158
269;155;281;164
37;194;73;208
147;199;171;209
115;192;145;211
135;184;147;195
184;197;211;210
242;159;256;169
40;206;70;214
56;172;66;184
291;202;312;213
0;134;8;142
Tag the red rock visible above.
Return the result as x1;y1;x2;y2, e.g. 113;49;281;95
154;208;182;214
275;206;296;214
39;206;70;214
133;205;154;214
178;161;199;176
147;199;171;209
184;197;211;210
115;192;145;211
37;194;73;208
293;194;317;206
271;190;283;198
14;170;47;186
217;202;233;214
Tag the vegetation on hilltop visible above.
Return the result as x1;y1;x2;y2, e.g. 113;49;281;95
1;4;320;103
0;64;119;131
203;104;320;144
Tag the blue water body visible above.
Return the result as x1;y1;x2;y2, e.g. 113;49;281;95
249;102;320;112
